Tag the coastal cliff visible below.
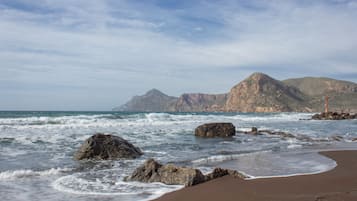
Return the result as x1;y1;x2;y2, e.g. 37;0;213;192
225;73;309;112
114;73;357;112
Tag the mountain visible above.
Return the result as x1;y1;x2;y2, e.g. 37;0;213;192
113;89;178;112
283;77;357;112
283;77;357;96
174;93;227;112
114;73;357;113
225;73;310;112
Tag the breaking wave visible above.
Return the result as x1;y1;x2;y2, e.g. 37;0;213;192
0;167;72;180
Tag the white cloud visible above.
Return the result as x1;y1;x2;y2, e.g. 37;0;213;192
0;0;356;110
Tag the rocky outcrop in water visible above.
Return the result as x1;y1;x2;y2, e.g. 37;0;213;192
239;127;349;142
311;112;357;120
74;133;143;160
195;123;236;137
125;159;246;186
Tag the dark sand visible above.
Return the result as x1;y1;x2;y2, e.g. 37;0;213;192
154;150;357;201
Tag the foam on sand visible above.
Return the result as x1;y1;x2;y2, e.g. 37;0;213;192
52;174;183;201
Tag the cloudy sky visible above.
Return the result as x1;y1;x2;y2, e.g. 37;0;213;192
1;0;357;110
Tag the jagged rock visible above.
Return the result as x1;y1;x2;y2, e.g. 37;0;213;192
312;112;357;120
204;168;247;181
195;123;236;137
125;159;205;186
126;159;246;187
74;133;143;160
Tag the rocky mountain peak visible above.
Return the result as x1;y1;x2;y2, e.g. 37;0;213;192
225;72;308;112
113;89;178;112
145;88;166;97
248;72;271;79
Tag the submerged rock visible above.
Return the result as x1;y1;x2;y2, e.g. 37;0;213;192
195;123;236;137
312;112;357;120
243;127;260;135
74;133;142;160
126;159;247;187
241;127;295;138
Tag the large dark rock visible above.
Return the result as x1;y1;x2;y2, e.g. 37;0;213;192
125;159;247;187
195;123;236;137
74;133;142;160
312;112;357;120
125;159;205;186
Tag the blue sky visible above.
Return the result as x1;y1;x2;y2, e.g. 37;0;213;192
1;0;357;110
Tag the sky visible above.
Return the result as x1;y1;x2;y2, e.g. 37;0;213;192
1;0;357;111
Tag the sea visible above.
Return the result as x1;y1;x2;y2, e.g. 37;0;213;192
0;111;356;201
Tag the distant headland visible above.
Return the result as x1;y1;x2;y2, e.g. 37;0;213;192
113;72;357;113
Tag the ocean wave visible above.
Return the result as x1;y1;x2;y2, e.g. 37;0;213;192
145;113;173;122
227;113;312;122
0;113;194;128
0;167;72;180
0;112;313;130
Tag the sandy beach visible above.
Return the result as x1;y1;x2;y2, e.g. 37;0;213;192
154;150;357;201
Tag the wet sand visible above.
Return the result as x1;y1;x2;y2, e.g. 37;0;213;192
154;150;357;201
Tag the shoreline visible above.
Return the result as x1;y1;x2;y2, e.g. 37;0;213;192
153;150;357;201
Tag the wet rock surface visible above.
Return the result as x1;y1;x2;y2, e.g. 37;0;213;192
239;127;351;142
74;133;143;160
312;112;357;120
125;159;206;186
126;159;246;187
195;123;236;137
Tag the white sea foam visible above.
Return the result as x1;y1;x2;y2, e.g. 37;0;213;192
287;144;303;149
0;167;72;180
191;151;272;165
227;113;312;122
245;161;337;180
52;174;183;200
198;151;338;179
